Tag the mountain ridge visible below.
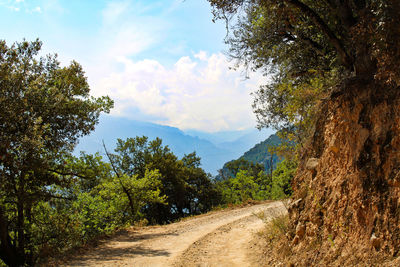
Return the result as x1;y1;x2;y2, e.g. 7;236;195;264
75;115;273;175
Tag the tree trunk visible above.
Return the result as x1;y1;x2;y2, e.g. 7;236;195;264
0;206;24;267
288;79;400;262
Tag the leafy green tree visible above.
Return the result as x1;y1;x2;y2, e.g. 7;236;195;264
182;153;221;214
66;152;113;192
219;158;265;180
270;159;298;199
105;137;219;223
26;152;165;260
220;170;260;203
0;40;113;266
208;0;400;146
74;169;166;239
105;136;183;223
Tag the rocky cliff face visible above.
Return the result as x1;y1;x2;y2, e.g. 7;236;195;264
288;81;400;265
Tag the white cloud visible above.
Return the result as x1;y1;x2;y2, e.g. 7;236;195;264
32;6;41;13
0;0;20;11
1;0;43;13
22;0;264;132
89;52;266;132
97;1;167;61
102;1;130;25
194;51;208;61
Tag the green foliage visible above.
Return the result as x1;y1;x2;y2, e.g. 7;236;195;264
253;75;335;152
240;134;280;164
17;138;219;263
208;0;400;156
105;137;220;224
209;0;400;82
221;170;260;203
270;159;298;200
220;158;265;180
73;168;166;239
181;153;221;215
0;39;113;266
66;152;113;192
17;152;165;261
217;158;297;204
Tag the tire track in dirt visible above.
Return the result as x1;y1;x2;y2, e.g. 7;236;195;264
63;201;286;267
173;203;286;267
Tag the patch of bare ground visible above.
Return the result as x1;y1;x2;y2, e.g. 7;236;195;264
49;201;285;267
173;204;286;267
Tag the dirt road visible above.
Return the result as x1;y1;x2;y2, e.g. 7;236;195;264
64;201;286;267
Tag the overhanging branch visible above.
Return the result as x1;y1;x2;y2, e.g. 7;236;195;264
284;0;354;69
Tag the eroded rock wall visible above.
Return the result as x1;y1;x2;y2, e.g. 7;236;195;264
289;82;400;262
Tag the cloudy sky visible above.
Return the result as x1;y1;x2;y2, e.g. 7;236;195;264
1;0;267;132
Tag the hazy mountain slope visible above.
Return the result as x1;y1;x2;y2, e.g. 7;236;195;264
75;115;270;175
185;128;273;147
218;134;281;179
240;134;281;166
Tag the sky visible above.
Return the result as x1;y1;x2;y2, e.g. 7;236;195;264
1;0;267;132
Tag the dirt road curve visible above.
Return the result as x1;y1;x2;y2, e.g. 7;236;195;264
64;201;286;267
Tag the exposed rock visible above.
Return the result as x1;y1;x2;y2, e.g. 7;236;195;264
291;235;299;246
305;158;319;170
295;222;305;239
305;222;317;237
288;83;400;263
288;198;302;212
371;233;381;250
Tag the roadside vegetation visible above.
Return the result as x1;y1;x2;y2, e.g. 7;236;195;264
0;10;305;264
0;39;296;266
216;158;297;204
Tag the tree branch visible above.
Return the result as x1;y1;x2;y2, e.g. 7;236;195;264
282;20;326;56
102;141;137;218
284;0;354;69
335;0;357;30
48;169;88;180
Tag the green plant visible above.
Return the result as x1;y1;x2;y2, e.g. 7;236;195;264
270;159;298;199
259;209;289;243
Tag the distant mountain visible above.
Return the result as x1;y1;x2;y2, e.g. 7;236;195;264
184;128;273;146
217;134;282;179
75;115;272;175
240;134;281;166
184;127;274;162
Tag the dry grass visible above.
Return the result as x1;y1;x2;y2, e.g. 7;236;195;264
254;213;400;267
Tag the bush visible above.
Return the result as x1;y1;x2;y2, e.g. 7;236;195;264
270;159;298;199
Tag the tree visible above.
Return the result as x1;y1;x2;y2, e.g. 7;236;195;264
105;136;183;223
181;152;221;214
74;168;166;237
27;152;115;258
0;40;113;266
219;158;265;180
104;137;219;224
209;0;400;81
208;0;400;143
208;0;400;259
103;138;168;223
270;159;297;199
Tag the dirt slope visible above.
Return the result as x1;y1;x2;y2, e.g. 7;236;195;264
286;84;400;265
63;201;286;267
